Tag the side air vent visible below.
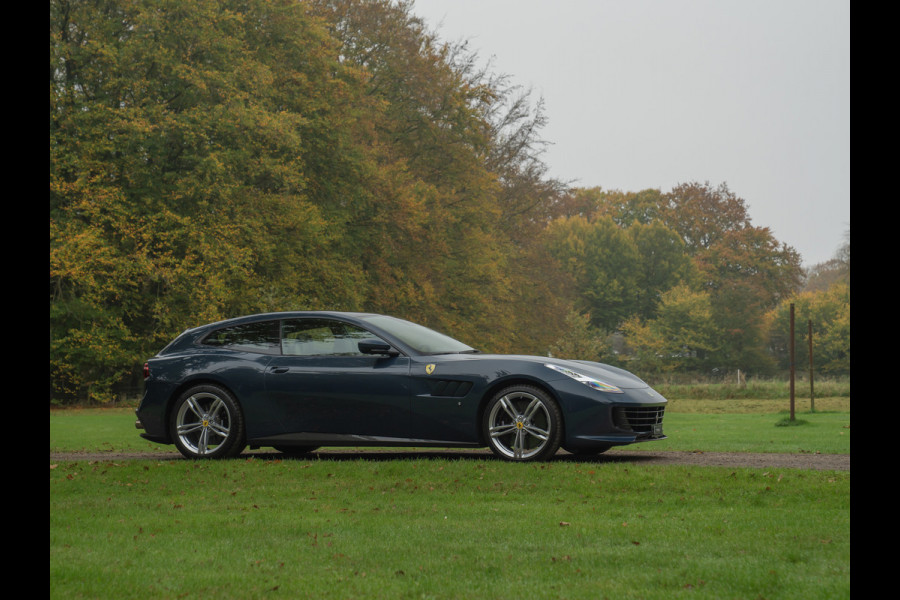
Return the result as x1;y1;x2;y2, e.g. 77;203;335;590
428;380;473;398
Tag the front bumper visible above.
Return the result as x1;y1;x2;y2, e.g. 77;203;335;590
550;378;668;451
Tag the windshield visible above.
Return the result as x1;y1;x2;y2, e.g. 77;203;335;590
362;315;475;354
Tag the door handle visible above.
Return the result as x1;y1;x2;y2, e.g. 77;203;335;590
269;367;289;374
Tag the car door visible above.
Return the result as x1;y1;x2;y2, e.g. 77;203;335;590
263;318;411;440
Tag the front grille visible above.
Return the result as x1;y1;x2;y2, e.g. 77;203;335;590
613;406;665;434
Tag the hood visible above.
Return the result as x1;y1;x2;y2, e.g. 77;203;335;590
445;353;648;390
546;358;649;389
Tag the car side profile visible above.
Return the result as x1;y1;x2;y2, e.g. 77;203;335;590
135;311;667;461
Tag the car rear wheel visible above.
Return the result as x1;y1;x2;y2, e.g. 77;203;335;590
483;385;562;461
171;385;246;459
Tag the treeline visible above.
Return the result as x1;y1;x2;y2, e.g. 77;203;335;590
547;186;849;379
50;0;849;404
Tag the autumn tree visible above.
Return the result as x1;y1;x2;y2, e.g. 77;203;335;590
693;226;802;372
766;281;850;376
309;0;570;352
802;230;850;292
549;310;613;363
767;237;849;376
660;181;751;254
545;208;698;332
620;285;721;374
50;0;572;402
51;0;370;401
548;181;803;374
628;221;698;319
546;215;643;331
591;188;666;227
658;182;802;372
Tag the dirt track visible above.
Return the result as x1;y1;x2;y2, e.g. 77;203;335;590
49;448;849;471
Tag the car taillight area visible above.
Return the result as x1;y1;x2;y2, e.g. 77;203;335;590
143;362;150;379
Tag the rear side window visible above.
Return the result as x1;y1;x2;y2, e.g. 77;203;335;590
281;318;373;356
201;321;280;354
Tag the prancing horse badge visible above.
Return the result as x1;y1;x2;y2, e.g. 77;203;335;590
425;364;436;375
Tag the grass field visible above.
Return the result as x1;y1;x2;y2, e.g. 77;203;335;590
50;397;850;599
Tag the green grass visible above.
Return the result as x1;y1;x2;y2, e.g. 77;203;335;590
653;376;850;400
50;400;850;599
50;407;159;453
663;394;849;414
639;411;849;454
51;457;849;599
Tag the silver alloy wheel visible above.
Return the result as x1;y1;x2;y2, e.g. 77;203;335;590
487;390;553;460
175;391;233;456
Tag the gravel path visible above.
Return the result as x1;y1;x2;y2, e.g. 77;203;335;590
49;448;849;471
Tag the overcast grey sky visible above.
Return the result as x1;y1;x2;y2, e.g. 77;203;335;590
411;0;849;267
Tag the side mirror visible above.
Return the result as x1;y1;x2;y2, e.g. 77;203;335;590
358;339;400;357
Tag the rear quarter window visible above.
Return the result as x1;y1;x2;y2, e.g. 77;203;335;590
201;320;280;355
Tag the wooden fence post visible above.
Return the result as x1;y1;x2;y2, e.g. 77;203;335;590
789;303;795;422
808;319;815;413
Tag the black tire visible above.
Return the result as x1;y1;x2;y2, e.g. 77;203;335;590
170;384;246;459
273;445;320;457
483;385;563;461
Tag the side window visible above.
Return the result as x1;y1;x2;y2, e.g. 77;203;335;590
281;319;374;357
201;321;280;354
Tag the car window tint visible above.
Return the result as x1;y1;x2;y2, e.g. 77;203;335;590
201;321;280;354
281;319;373;356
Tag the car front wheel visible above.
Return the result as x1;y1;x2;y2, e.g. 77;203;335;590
171;385;246;459
483;385;562;461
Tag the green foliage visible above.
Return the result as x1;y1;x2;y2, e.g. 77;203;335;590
547;182;807;376
628;222;698;319
49;0;569;403
50;0;373;402
620;285;721;374
548;310;612;363
546;215;643;331
766;280;850;375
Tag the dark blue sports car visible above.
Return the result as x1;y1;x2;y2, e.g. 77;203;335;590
135;311;667;461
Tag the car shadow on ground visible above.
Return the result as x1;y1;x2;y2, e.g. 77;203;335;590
241;448;659;465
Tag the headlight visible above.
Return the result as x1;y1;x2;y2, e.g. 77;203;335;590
545;363;624;393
